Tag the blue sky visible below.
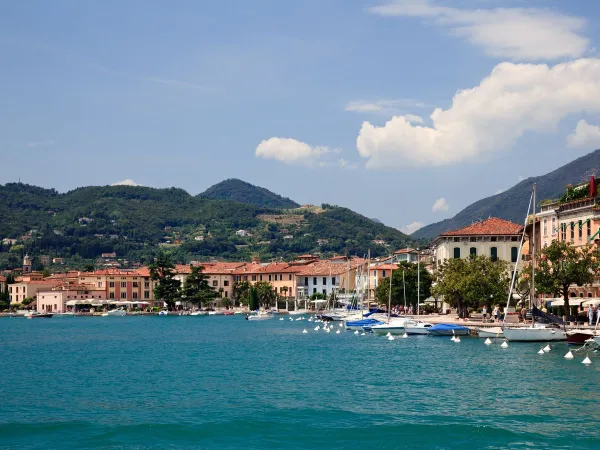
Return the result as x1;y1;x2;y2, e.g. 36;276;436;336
2;0;600;234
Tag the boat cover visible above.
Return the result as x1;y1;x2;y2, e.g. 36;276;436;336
532;306;564;325
428;323;469;332
346;318;384;327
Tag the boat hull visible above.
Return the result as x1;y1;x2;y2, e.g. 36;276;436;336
246;315;273;321
371;325;406;336
503;327;566;342
26;313;53;319
404;322;433;335
428;324;469;336
566;330;597;345
476;327;505;338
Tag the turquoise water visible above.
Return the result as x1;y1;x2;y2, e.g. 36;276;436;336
1;316;599;449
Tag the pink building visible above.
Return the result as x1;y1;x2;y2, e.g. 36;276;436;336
37;284;107;313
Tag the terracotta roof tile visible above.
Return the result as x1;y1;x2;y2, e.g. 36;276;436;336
298;260;365;276
440;217;522;237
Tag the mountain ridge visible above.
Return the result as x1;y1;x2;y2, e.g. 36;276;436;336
199;178;300;209
412;149;600;239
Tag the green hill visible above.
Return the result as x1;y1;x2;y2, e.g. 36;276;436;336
413;149;600;240
199;178;300;209
0;182;413;269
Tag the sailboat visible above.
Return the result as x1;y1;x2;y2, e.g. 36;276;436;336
503;184;566;342
372;266;406;335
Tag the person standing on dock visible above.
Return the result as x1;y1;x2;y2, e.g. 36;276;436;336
589;305;595;326
493;305;499;323
482;305;487;323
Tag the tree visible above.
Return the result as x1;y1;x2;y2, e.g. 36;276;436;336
536;241;600;316
149;254;181;310
254;281;277;308
84;264;95;273
433;256;510;319
22;297;35;306
233;281;251;306
281;286;288;297
182;265;215;309
248;286;259;311
374;262;433;312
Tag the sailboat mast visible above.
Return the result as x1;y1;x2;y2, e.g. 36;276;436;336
417;248;420;316
403;269;406;310
388;267;393;323
531;183;536;318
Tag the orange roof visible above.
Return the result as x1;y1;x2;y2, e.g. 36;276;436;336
371;264;398;271
394;248;417;254
14;279;61;286
440;218;522;236
298;260;364;276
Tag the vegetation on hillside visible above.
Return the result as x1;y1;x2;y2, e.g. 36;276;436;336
199;178;299;209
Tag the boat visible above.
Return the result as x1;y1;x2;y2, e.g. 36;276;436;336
158;309;169;316
404;320;433;335
208;310;224;316
102;308;126;317
289;309;308;316
53;312;75;318
25;312;53;319
190;310;209;316
502;184;566;342
476;327;505;338
223;311;235;316
566;329;598;345
345;317;384;331
428;323;469;336
246;312;274;321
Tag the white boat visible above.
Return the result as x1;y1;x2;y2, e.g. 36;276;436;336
158;309;169;316
190;311;209;316
288;309;308;316
371;318;411;335
208;311;224;316
503;325;566;342
102;308;126;317
246;312;274;321
476;327;505;338
404;320;433;335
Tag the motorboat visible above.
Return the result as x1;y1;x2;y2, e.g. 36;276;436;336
190;310;209;316
404;320;433;335
223;311;235;316
371;318;411;335
102;308;126;317
475;327;505;338
566;329;599;345
158;309;169;316
25;312;53;319
288;309;308;316
208;310;224;316
246;312;274;321
503;325;566;342
428;323;469;336
344;318;384;331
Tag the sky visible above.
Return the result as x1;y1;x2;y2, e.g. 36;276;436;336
2;0;600;234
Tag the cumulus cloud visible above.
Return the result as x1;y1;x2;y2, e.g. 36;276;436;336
256;137;335;167
369;0;589;61
357;58;600;169
432;197;449;212
338;158;358;170
567;119;600;149
112;179;141;186
399;221;425;234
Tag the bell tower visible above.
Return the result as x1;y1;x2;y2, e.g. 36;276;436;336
23;254;32;274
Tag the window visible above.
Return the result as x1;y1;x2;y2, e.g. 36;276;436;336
552;217;556;234
453;237;460;242
313;277;317;285
259;275;263;281
579;221;583;239
491;236;497;242
144;291;150;299
223;280;229;287
109;282;115;288
289;274;292;281
144;282;150;289
571;224;575;241
322;277;326;285
588;221;592;237
490;247;498;261
243;276;248;281
268;275;272;281
382;270;387;278
212;280;218;287
511;246;518;263
511;236;518;241
323;289;327;295
304;278;308;286
121;292;127;299
224;291;228;298
453;247;461;259
543;218;548;236
120;282;126;288
332;277;336;285
470;247;477;256
133;282;138;288
373;270;377;278
132;292;138;299
280;274;283;281
313;288;317;294
252;275;256;281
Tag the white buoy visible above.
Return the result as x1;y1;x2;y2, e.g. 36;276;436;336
543;344;551;353
361;332;366;336
454;336;461;343
501;341;508;348
484;338;492;345
537;348;545;355
402;333;408;338
314;326;320;331
339;323;343;328
325;328;331;333
388;335;395;341
354;330;359;335
302;329;308;334
336;330;341;334
279;317;284;321
386;332;392;337
582;356;592;365
564;351;574;359
451;336;456;342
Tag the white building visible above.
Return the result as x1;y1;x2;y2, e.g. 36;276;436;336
432;217;523;267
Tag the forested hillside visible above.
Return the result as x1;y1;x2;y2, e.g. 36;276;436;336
199;178;299;209
0;182;414;270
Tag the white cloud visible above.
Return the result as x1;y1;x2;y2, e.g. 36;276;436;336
567;119;600;149
357;58;600;169
399;221;425;234
432;197;449;212
345;99;429;115
338;158;358;170
369;0;589;61
112;179;141;186
255;137;332;167
404;114;423;124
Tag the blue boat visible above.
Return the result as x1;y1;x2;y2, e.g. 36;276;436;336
427;323;470;336
345;318;384;331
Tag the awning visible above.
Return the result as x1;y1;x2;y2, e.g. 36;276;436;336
310;300;327;304
582;298;600;307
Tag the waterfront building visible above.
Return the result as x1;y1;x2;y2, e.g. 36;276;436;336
432;217;523;268
9;279;61;305
77;269;156;305
37;284;106;313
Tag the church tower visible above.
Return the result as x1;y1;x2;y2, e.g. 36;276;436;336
23;254;32;274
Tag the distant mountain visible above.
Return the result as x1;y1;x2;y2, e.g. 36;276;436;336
413;149;600;240
199;178;300;209
370;218;383;224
